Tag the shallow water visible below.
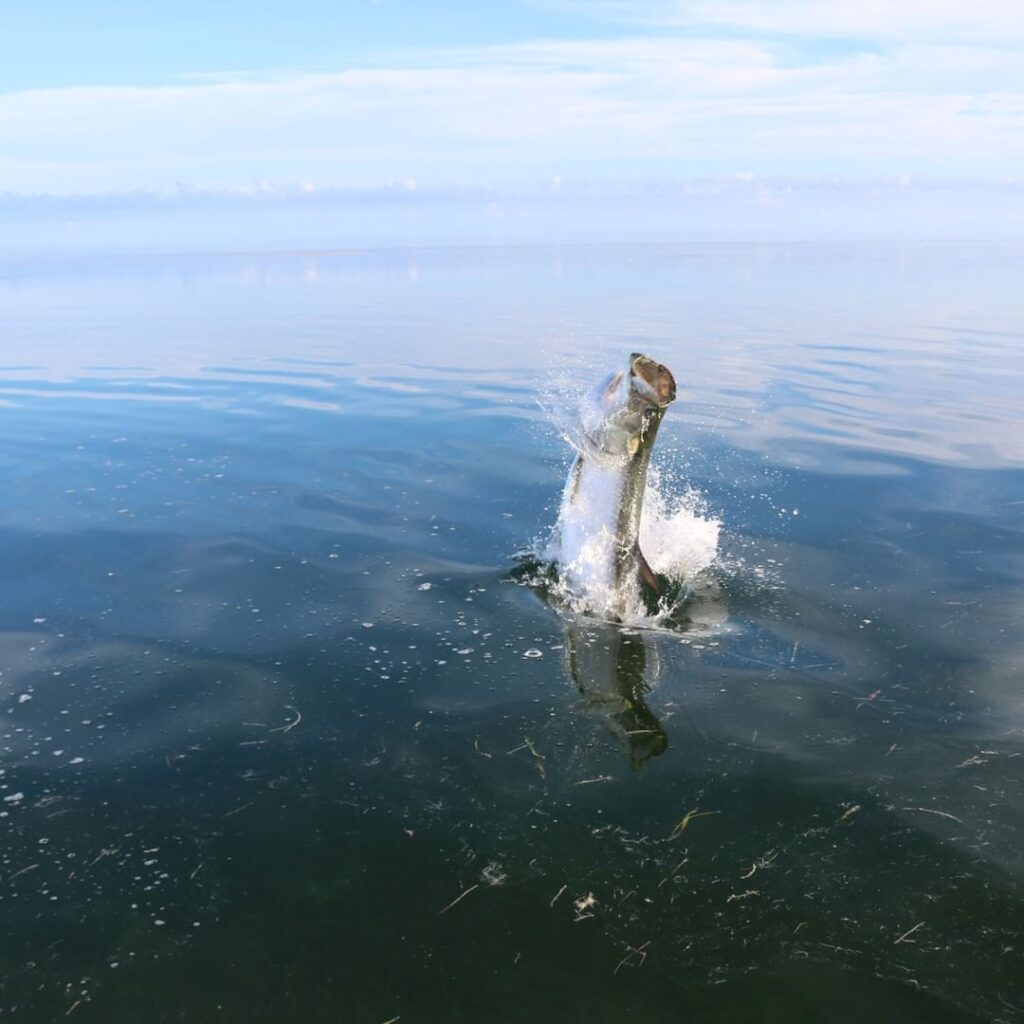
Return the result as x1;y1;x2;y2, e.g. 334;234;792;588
1;242;1023;1022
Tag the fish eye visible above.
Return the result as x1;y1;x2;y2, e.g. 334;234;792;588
604;371;623;399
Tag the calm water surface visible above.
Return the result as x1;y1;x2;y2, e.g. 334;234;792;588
1;243;1022;1022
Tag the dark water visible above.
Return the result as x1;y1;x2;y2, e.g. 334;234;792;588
1;243;1022;1022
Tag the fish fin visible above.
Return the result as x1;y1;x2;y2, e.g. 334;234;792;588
636;546;661;596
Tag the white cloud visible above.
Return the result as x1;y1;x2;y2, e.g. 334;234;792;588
0;27;1021;193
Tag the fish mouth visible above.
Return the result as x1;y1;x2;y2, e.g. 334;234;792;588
584;352;677;455
629;353;676;408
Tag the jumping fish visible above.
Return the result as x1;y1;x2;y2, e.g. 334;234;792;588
555;352;676;618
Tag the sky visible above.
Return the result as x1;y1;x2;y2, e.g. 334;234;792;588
2;0;1023;197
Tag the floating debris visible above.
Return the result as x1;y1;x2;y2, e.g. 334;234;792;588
480;862;507;887
726;889;760;903
669;808;718;838
614;941;651;975
573;892;598;922
269;706;302;734
740;850;778;879
894;921;925;945
903;806;963;824
439;883;479;916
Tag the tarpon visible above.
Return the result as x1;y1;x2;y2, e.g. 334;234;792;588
556;352;676;617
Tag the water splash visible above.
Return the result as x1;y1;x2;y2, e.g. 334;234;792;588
640;466;720;582
529;366;722;627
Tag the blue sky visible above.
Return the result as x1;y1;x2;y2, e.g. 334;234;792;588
1;2;615;91
2;1;1022;195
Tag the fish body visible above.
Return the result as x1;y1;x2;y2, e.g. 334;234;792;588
555;353;676;617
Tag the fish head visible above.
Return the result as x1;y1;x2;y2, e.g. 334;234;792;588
582;353;676;458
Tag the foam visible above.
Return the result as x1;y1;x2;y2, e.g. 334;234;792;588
639;466;721;583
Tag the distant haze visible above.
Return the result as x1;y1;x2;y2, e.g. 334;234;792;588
3;181;1024;256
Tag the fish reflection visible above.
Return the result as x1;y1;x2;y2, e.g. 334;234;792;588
563;620;667;768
